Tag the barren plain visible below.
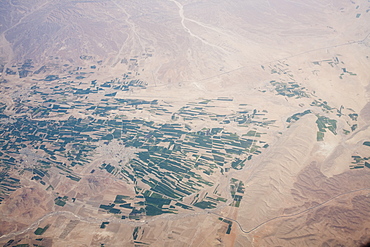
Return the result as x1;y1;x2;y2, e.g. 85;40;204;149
0;0;370;246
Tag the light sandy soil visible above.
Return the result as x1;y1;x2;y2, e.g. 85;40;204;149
0;0;370;246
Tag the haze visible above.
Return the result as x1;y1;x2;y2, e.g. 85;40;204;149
0;0;369;246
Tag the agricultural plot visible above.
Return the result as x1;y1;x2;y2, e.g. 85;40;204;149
350;142;370;169
267;61;294;77
98;190;190;220
229;178;245;208
34;225;50;235
315;116;337;141
0;63;278;218
310;100;334;113
339;68;357;79
311;56;357;79
286;110;312;126
350;155;370;169
96;113;267;215
54;196;68;207
0;95;273;214
312;56;342;67
267;64;358;136
0;171;20;203
218;217;233;234
100;222;109;229
119;121;267;202
176;99;275;128
270;80;309;98
265;59;359;138
4;60;356;222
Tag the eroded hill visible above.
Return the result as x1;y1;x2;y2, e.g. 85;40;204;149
0;0;370;246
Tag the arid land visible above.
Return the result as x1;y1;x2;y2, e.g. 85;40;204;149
0;0;370;246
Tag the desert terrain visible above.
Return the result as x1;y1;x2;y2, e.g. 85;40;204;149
0;0;370;246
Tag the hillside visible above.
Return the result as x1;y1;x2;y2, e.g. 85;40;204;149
0;0;370;246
